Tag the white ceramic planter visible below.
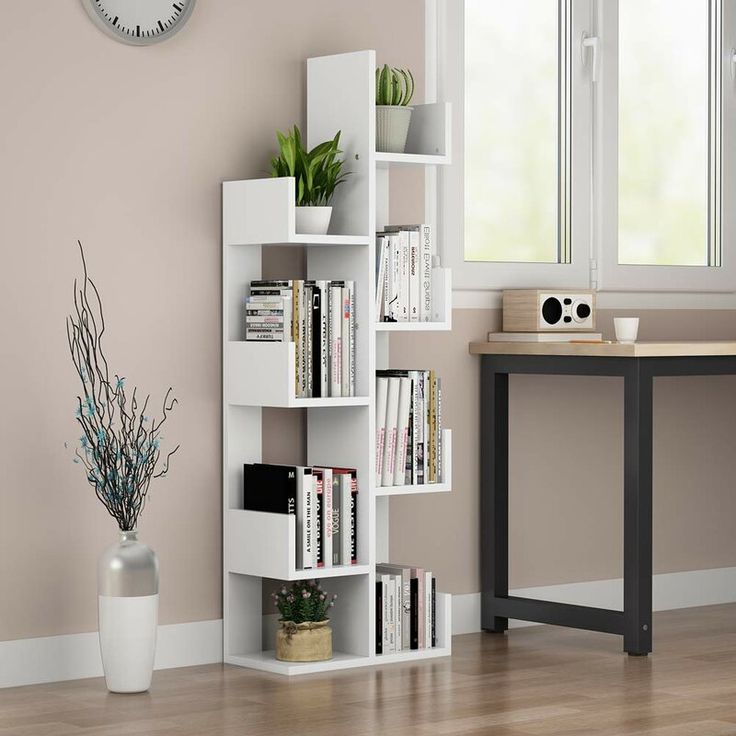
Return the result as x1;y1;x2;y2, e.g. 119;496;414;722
376;106;413;153
295;206;332;235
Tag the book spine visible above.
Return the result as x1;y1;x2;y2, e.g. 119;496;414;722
375;236;387;318
424;571;432;650
381;575;390;654
416;568;425;647
410;372;424;485
410;577;419;649
329;285;342;397
301;470;314;569
381;378;400;487
322;468;333;568
389;234;401;321
331;477;341;565
436;378;443;483
423;371;430;483
314;472;323;568
311;284;321;398
340;474;352;565
382;240;392;321
420;225;432;322
305;284;313;398
349;282;355;397
394;575;402;651
387;576;396;652
408;230;420;322
429;370;437;482
318;281;329;399
393;377;412;486
375;377;389;486
375;580;383;655
341;284;351;397
431;577;436;648
402;570;411;649
350;472;358;564
298;281;307;397
398;230;410;322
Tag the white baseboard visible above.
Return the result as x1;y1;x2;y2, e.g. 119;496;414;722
0;619;222;689
451;566;736;635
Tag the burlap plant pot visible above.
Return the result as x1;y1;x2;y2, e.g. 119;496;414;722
276;620;333;662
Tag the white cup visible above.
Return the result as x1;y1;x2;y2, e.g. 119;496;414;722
614;317;639;344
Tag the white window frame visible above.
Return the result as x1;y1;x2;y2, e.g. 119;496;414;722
433;0;736;295
596;0;736;293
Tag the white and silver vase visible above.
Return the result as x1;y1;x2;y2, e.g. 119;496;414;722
98;530;159;693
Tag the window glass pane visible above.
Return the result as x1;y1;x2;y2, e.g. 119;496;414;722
465;0;562;263
618;0;710;266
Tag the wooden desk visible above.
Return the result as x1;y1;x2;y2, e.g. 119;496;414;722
469;341;736;655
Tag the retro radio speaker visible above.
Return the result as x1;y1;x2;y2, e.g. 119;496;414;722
502;290;596;332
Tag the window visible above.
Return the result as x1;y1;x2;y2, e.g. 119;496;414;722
436;0;736;293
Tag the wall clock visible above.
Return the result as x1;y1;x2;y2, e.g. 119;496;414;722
81;0;196;46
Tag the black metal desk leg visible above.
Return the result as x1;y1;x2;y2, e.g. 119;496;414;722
623;361;653;655
481;359;509;633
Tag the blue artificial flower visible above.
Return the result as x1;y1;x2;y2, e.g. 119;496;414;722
80;436;88;449
115;377;125;390
96;428;106;444
85;396;96;416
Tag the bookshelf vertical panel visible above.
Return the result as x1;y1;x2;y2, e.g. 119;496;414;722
225;573;263;661
307;50;375;238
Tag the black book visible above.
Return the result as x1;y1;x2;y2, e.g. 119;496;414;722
409;577;419;650
306;281;322;398
375;580;383;655
242;463;296;515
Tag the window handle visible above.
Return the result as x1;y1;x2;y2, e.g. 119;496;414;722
582;33;600;83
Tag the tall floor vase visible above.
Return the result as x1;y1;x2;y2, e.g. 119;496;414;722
98;530;159;693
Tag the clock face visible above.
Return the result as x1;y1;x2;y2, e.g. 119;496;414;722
81;0;196;46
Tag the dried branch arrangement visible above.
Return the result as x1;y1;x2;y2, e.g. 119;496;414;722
67;242;179;531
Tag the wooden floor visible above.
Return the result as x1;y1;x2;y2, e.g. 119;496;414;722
2;605;736;735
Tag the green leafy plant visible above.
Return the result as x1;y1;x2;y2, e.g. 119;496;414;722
375;64;415;106
271;580;337;623
270;125;347;207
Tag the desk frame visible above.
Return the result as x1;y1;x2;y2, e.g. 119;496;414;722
480;354;736;655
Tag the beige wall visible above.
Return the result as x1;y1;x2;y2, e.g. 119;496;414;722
0;1;424;642
389;309;736;593
2;2;735;644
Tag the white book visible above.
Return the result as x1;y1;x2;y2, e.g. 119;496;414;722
425;571;433;648
397;230;410;322
375;377;389;486
393;574;402;651
386;576;396;653
388;234;401;322
297;281;307;397
348;282;355;397
317;467;333;568
382;240;391;321
422;371;430;483
340;474;352;565
316;281;329;398
408;230;420;322
393;377;412;486
341;285;350;396
381;575;391;654
487;331;603;342
295;468;313;569
329;283;342;397
376;236;387;318
436;379;443;483
381;377;401;487
420;226;432;321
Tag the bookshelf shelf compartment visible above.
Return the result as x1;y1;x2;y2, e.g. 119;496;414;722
226;651;371;676
376;431;452;497
375;103;451;167
226;342;367;408
223;178;369;247
226;510;370;581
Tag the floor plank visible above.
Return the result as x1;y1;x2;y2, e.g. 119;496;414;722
1;605;735;735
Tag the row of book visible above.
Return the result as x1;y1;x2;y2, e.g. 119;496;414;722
376;370;443;487
245;279;355;398
375;224;434;323
376;564;436;653
243;463;358;569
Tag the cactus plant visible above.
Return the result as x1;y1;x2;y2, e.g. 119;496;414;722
375;64;415;106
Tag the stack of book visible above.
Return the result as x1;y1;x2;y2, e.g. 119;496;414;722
375;370;442;487
375;224;433;323
376;564;436;654
243;463;358;569
245;280;355;398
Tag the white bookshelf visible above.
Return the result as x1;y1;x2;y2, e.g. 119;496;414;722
222;50;453;676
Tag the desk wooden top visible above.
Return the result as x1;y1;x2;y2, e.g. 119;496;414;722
469;341;736;358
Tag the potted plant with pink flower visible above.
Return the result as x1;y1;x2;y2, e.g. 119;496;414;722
272;580;337;662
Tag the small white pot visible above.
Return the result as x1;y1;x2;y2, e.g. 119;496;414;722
376;105;414;153
295;206;333;236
